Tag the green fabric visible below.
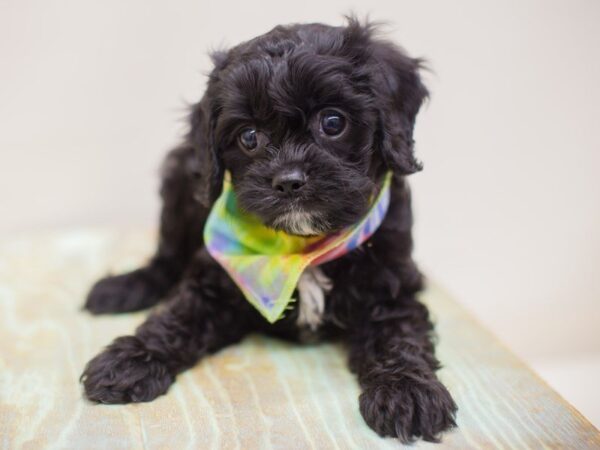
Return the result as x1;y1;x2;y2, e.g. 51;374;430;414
204;172;392;323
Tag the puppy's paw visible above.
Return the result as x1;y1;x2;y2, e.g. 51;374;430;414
359;379;457;443
84;269;164;314
81;336;174;404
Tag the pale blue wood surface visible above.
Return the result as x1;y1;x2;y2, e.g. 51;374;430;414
0;229;598;449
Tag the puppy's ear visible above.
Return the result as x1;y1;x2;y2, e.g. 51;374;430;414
369;38;429;176
188;51;229;207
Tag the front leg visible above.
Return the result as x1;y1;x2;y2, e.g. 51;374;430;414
81;250;256;403
347;294;457;443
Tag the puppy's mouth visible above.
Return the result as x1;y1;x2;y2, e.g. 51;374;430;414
270;209;329;237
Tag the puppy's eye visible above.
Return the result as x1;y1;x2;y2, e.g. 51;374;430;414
320;111;346;136
238;127;258;151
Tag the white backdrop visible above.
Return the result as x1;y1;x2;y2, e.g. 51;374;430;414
1;0;599;419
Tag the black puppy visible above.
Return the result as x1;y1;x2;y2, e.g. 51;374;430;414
81;18;457;443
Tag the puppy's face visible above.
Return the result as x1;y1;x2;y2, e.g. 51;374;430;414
217;51;379;236
194;20;428;236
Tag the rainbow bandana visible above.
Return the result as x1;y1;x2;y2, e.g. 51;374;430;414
204;172;392;323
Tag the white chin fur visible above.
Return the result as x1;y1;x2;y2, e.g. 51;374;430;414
273;211;320;236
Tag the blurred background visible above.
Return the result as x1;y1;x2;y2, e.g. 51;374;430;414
1;0;599;426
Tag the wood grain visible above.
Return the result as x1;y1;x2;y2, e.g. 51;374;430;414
0;229;598;449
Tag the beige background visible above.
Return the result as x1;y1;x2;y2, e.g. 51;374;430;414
1;0;599;425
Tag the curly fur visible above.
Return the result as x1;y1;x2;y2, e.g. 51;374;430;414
81;17;457;443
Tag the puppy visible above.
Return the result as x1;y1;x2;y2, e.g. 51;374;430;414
81;18;457;443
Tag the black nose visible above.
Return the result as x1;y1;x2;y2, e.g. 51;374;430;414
272;168;306;194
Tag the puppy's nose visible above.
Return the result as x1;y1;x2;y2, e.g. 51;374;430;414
272;168;306;194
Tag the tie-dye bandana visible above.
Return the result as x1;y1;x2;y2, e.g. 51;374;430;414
204;172;392;323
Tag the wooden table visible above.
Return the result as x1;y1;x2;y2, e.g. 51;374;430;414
1;230;598;449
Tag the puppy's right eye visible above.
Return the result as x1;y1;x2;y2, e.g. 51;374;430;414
320;110;346;137
238;127;258;151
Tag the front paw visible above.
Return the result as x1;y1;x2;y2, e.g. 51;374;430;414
81;336;174;404
359;379;457;443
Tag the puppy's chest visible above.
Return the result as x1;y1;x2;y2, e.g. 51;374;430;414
295;266;333;331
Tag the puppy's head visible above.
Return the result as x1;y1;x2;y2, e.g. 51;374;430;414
191;18;428;236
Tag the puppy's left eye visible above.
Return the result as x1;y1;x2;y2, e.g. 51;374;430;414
320;110;346;136
239;127;258;150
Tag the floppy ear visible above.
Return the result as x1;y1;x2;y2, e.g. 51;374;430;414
188;51;229;207
369;39;429;175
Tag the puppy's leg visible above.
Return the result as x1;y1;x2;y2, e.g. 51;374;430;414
82;250;255;403
85;145;209;314
348;294;457;443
